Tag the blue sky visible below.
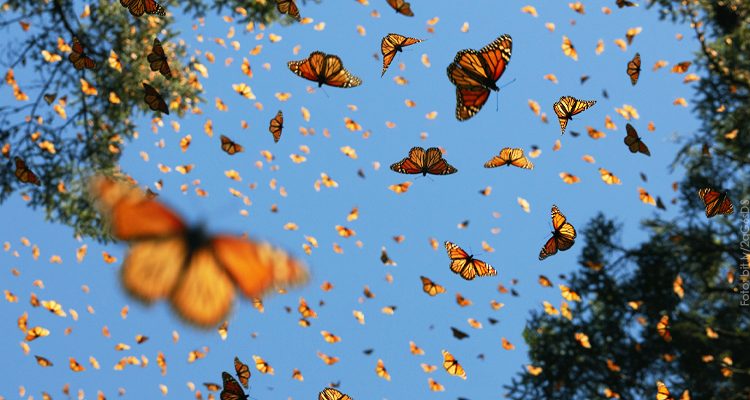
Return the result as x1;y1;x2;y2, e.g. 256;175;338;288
1;0;701;398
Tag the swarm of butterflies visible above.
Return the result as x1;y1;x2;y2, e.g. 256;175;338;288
5;0;738;398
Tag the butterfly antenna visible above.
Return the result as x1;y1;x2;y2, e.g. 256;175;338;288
500;78;517;90
321;86;330;98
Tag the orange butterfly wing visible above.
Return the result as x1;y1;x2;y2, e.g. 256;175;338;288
386;0;414;16
484;147;533;169
120;0;166;17
269;110;284;143
381;33;422;76
627;52;641;85
288;52;361;88
539;205;576;260
390;146;426;174
698;188;734;217
276;0;301;21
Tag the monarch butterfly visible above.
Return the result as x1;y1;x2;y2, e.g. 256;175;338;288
442;350;466;379
375;359;390;381
14;157;41;186
35;355;53;367
253;355;274;374
142;83;168;114
319;388;353;400
598;168;622;185
234;357;250;388
287;51;362;88
616;0;637;8
68;37;96;70
561;36;578;61
483;147;533;169
220;371;248;400
697;188;734;218
380;33;422;76
269;110;283;143
444;241;497;280
624;123;651;156
539;205;576;260
390;146;457;176
385;0;414;16
148;38;172;79
627;52;641;85
656;381;674;400
275;0;301;21
656;315;672;342
89;176;308;327
447;34;512;121
451;327;469;340
420;276;446;296
220;135;244;155
120;0;166;17
553;96;596;134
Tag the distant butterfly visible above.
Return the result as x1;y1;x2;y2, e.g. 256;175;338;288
380;33;422;76
142;83;168;114
442;350;467;379
627;52;641;85
698;188;734;218
553;96;596;134
68;37;96;70
484;147;533;169
561;36;578;61
268;110;284;143
656;315;672;342
390;146;457;176
420;276;446;296
89;176;308;327
539;205;576;260
220;135;244;155
447;34;512;121
220;371;248;400
148;38;172;79
14;157;41;186
319;387;353;400
288;51;362;88
385;0;414;16
444;241;497;280
451;327;469;340
120;0;166;17
624;123;650;156
275;0;301;21
234;357;250;388
616;0;637;8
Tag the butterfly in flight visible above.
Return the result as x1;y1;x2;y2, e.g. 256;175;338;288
220;371;248;400
385;0;414;16
269;110;283;143
442;350;467;379
319;387;353;400
119;0;166;17
616;0;638;8
380;33;422;76
68;37;96;70
483;147;533;169
624;123;651;156
420;276;446;296
288;51;362;88
444;241;497;280
698;188;734;218
234;357;250;388
539;205;577;260
275;0;301;21
89;176;308;327
553;96;596;134
447;34;512;121
148;38;172;79
142;83;168;114
14;157;41;186
220;135;244;155
627;52;641;85
390;147;457;176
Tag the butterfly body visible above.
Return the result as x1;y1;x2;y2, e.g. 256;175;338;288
288;51;362;88
390;147;457;176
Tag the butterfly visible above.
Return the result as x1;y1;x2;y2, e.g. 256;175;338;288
698;188;734;218
234;357;250;388
451;327;469;340
148;38;172;79
269;110;283;143
275;0;301;21
120;0;166;17
220;135;244;155
385;0;414;16
539;205;577;260
616;0;637;8
553;96;596;134
561;36;578;61
483;147;533;169
444;241;497;280
68;37;96;70
624;123;651;155
142;83;168;114
319;387;353;400
89;176;308;327
420;276;446;296
390;147;457;176
288;51;362;88
447;34;512;121
14;157;41;186
442;350;466;379
656;315;672;342
627;52;641;85
220;371;248;400
380;33;422;76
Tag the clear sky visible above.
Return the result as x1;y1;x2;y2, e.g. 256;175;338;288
1;0;701;398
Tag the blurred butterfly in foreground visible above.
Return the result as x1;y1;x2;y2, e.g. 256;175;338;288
627;52;641;85
288;51;362;88
275;0;301;21
120;0;166;17
483;147;533;169
386;0;414;16
447;34;512;121
89;176;308;327
444;241;497;280
380;33;423;76
220;371;248;400
390;146;457;176
68;37;96;70
14;157;41;186
269;110;283;143
553;96;595;134
142;83;168;114
319;387;353;400
698;188;734;218
148;38;172;79
539;205;576;260
624;123;650;156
